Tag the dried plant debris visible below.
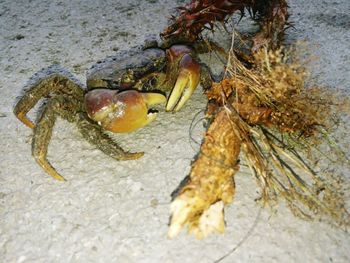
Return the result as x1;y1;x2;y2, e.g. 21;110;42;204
169;109;241;239
169;44;349;238
161;0;289;44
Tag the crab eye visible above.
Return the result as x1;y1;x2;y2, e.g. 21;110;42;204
121;74;132;83
120;70;135;87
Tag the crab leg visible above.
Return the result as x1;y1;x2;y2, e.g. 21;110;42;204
33;95;144;181
14;69;84;129
32;96;76;181
76;113;144;160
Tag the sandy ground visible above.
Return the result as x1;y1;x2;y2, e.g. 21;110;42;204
1;0;349;262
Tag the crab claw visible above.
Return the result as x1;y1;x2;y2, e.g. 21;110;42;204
85;89;166;133
166;46;201;112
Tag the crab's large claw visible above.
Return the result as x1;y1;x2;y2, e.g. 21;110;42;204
166;45;201;112
85;89;166;133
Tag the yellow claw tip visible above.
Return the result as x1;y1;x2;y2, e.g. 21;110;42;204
166;54;201;112
141;93;167;106
166;69;200;111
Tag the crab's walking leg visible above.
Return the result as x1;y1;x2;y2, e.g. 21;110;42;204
14;74;84;129
33;95;143;181
76;114;144;160
32;96;79;181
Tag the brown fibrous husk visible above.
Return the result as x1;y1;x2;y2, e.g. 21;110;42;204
169;43;350;238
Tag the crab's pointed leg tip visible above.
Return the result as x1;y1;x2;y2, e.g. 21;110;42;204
125;152;145;160
15;112;35;129
36;158;67;181
141;93;167;107
50;172;67;182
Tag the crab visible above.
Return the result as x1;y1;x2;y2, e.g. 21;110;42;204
14;42;212;181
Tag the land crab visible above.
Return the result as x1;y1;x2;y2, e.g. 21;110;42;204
14;39;212;181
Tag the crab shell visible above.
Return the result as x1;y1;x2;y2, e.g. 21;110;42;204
84;89;166;133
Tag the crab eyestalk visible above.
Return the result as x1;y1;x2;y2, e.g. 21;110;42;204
84;89;166;133
165;45;201;112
